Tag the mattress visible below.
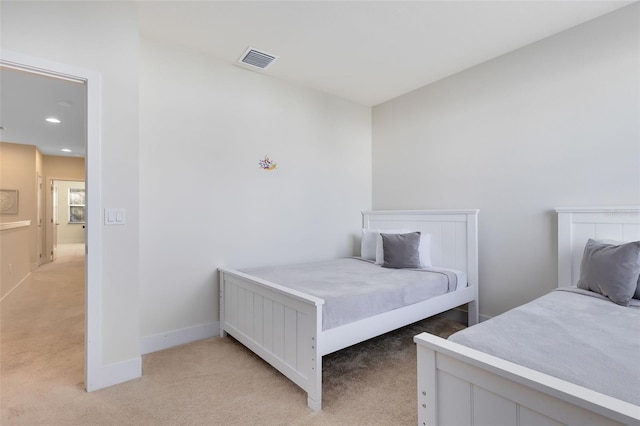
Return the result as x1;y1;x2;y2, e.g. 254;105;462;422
449;288;640;405
242;257;465;331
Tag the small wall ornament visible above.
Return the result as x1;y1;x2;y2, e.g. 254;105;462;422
258;155;277;171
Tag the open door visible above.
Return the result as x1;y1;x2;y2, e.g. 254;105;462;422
37;173;43;265
51;180;58;262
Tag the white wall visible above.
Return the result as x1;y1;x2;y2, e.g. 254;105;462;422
1;1;140;374
138;39;371;351
372;4;640;317
0;143;37;299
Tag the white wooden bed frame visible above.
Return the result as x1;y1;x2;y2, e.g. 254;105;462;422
415;206;640;426
219;209;479;411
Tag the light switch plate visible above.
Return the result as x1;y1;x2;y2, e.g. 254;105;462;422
104;208;126;225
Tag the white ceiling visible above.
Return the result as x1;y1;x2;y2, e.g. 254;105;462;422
1;0;635;157
0;66;86;157
139;0;635;106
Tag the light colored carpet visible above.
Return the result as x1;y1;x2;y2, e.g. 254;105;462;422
1;249;465;425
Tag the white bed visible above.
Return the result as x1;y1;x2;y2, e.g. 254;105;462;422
414;206;640;426
218;209;479;411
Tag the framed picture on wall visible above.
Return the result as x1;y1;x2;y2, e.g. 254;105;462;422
0;189;18;214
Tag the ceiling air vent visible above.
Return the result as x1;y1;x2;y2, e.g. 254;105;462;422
239;47;278;69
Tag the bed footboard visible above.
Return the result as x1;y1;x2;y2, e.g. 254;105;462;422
414;332;640;426
219;268;324;411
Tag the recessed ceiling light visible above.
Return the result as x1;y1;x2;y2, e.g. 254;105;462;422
61;148;72;152
57;100;73;107
46;117;61;124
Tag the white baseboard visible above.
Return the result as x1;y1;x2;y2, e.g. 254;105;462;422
0;271;32;303
140;321;219;355
86;356;142;392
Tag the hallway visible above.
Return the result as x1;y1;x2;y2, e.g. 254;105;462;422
1;244;85;420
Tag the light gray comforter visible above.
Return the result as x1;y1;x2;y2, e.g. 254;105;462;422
449;288;640;405
242;257;462;331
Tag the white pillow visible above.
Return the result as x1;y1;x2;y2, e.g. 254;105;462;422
375;230;432;267
417;233;432;267
360;228;379;260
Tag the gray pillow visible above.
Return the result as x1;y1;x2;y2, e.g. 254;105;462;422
381;232;422;269
577;239;640;306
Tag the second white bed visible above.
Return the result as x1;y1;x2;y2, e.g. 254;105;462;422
414;207;640;425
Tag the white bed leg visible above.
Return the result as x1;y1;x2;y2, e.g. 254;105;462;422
467;299;479;326
307;396;321;412
307;352;322;411
416;334;437;426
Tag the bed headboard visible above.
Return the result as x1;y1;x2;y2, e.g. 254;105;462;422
362;209;479;287
556;206;640;288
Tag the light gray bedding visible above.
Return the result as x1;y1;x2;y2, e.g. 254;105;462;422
242;257;463;331
449;288;640;405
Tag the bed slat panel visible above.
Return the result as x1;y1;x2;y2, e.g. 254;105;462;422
439;222;454;269
622;223;640;240
225;282;236;330
273;302;285;359
284;307;297;367
454;221;467;272
244;290;254;337
473;386;518;425
237;287;246;332
570;223;595;286
253;294;263;345
437;371;471;426
428;226;441;267
595;223;625;241
236;285;243;330
519;406;564;426
296;312;312;380
263;299;274;352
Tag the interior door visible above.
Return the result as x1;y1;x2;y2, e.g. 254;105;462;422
52;181;58;262
37;173;43;265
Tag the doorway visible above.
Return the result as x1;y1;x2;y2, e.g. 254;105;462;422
49;180;86;263
0;51;101;391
